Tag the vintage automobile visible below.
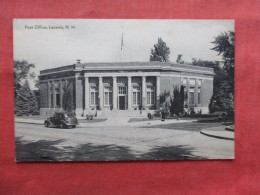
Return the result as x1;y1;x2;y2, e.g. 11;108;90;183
44;111;78;128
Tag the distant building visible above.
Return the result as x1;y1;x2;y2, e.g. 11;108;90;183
39;61;214;116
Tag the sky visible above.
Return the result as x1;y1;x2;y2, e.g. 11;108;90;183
14;19;234;77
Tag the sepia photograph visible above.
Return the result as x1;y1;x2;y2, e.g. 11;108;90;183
13;19;235;162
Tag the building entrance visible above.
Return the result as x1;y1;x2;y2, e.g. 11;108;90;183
118;86;127;110
119;96;126;110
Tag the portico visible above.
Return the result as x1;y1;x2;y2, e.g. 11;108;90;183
83;73;160;111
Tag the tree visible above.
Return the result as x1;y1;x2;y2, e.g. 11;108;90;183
170;85;186;116
62;89;74;112
191;58;220;69
159;90;170;104
191;58;234;114
15;80;39;115
191;58;227;97
179;85;185;113
170;87;179;115
176;54;184;64
14;60;35;97
211;31;235;94
207;31;235;114
150;38;170;62
209;81;234;113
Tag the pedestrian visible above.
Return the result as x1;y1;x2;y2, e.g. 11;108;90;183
139;104;142;114
161;110;165;121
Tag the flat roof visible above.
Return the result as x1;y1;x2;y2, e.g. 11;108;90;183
40;61;214;75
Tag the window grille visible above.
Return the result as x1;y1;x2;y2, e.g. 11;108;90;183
198;79;202;86
104;87;112;106
118;87;126;94
190;79;196;85
189;87;195;105
132;86;141;105
90;87;98;106
147;85;155;105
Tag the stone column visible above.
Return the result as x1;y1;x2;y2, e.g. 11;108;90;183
74;73;84;116
113;77;117;110
156;76;161;109
98;77;103;110
127;76;132;110
84;76;89;111
194;79;198;106
59;80;63;109
142;76;146;109
48;81;52;108
53;81;56;109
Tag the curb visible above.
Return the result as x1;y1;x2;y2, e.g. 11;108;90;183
225;126;235;132
200;129;234;141
15;121;43;125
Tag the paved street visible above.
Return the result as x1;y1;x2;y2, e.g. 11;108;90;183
15;119;234;162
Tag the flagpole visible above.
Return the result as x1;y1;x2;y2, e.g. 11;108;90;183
121;42;124;62
121;26;124;62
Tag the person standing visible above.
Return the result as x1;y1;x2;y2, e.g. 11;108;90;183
161;109;165;121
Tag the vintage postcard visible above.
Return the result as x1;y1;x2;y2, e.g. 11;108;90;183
14;19;234;162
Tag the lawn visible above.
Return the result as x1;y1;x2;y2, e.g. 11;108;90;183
142;122;224;131
78;118;107;123
15;115;107;123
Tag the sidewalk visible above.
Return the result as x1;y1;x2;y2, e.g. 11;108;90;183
15;117;195;127
200;126;234;141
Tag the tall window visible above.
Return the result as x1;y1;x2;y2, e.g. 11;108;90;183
182;78;187;85
55;88;60;108
56;94;60;107
147;86;155;105
51;94;53;108
190;78;196;86
104;87;112;106
189;87;195;105
90;87;98;106
132;86;141;105
198;79;202;86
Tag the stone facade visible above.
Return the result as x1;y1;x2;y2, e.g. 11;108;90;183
39;61;214;116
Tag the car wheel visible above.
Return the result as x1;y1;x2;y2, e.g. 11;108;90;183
45;122;49;127
62;124;68;129
71;125;76;128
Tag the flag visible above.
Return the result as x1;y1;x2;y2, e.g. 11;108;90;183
121;33;124;50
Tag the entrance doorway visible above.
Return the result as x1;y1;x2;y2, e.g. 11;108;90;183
118;86;127;110
119;96;126;110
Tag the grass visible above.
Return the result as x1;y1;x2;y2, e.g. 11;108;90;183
15;115;107;123
128;116;192;123
78;118;107;123
128;117;161;123
141;121;224;131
